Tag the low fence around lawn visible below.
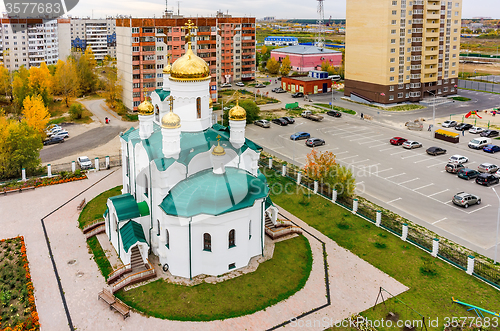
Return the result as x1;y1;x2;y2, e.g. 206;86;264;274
259;155;500;290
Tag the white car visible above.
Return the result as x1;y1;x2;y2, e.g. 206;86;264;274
402;141;422;149
469;126;484;134
47;127;63;135
77;156;92;170
442;120;457;128
46;124;61;132
235;82;245;87
52;131;69;139
220;83;232;88
449;155;469;164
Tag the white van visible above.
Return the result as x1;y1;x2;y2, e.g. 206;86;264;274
468;137;491;149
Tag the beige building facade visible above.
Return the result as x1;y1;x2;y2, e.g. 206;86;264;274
344;0;462;104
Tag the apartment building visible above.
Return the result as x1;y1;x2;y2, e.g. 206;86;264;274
344;0;462;104
116;16;256;111
70;18;117;60
0;18;70;71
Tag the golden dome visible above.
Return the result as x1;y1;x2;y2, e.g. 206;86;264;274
170;47;210;81
163;63;172;74
137;99;154;115
161;111;181;129
228;100;246;121
212;140;225;156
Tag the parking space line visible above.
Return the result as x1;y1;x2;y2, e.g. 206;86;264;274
397;178;419;185
427;162;445;168
428;189;449;197
368;143;389;148
385;173;406;179
386;197;402;204
466;204;491;214
390;150;408;155
338;154;359;160
432;217;447;225
373;167;393;174
349;159;370;165
414;158;435;164
413;183;434;191
334;151;350;155
401;154;423;159
379;146;396;151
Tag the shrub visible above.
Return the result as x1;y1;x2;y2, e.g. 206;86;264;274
374;242;387;249
69;103;84;120
420;257;438;276
337;219;350;230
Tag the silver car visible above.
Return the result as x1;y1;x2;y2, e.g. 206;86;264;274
452;192;481;208
478;163;499;174
254;120;271;128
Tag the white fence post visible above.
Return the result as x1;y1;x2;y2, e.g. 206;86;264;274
467;255;475;275
268;158;272;169
282;164;286;176
314;181;318;194
376;210;381;227
95;157;100;171
352;198;358;214
71;161;76;172
47;164;52;177
21;168;26;181
106;156;110;169
402;223;408;241
331;189;337;202
432;238;439;257
297;171;302;185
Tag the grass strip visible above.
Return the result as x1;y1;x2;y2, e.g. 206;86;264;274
78;185;122;229
313;103;356;115
87;236;113;280
449;96;472;102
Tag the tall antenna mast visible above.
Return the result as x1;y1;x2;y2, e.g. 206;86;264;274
315;0;325;48
177;1;180;15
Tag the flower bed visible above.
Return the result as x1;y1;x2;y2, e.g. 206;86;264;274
1;171;87;193
0;236;39;330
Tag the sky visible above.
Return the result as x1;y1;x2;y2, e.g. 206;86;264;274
0;0;498;20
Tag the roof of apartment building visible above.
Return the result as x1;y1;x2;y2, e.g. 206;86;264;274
272;45;341;55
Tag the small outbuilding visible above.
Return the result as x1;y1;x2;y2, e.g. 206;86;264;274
281;76;333;95
271;45;342;72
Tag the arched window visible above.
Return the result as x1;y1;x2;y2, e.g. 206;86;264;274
155;105;160;122
166;229;170;248
144;174;149;197
203;233;211;251
157;220;160;236
249;220;252;239
229;229;235;248
196;97;201;119
114;215;118;233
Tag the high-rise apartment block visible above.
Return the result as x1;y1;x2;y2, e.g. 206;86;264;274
344;0;462;104
0;18;71;71
70;18;117;60
116;16;256;111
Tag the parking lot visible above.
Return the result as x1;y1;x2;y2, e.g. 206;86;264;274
246;112;500;259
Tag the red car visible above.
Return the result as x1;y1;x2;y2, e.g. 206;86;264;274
390;137;407;145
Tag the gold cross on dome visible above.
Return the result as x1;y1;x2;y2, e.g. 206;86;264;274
166;53;171;64
216;134;221;142
184;20;197;44
166;95;175;112
143;88;149;100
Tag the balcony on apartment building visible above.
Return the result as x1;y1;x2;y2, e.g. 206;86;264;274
425;20;440;28
426;2;441;11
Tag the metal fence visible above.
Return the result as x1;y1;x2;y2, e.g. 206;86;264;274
458;79;500;93
49;155;122;175
259;155;500;290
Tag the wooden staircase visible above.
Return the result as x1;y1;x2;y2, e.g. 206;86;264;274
107;246;156;293
264;213;303;240
83;219;106;239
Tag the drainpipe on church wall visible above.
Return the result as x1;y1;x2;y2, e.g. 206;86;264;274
148;164;153;254
261;199;265;257
189;218;193;280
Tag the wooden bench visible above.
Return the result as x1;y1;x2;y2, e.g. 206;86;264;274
111;301;130;319
77;198;86;211
98;289;115;309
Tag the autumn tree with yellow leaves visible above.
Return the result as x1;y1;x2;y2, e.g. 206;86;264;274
22;95;50;136
54;59;80;107
266;57;280;75
28;62;53;106
279;56;292;77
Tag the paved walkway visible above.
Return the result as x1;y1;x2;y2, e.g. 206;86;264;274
0;168;407;331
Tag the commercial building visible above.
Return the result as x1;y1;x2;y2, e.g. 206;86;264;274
116;15;256;111
344;0;462;104
270;45;342;73
281;76;332;95
0;18;70;70
264;36;298;46
70;18;117;60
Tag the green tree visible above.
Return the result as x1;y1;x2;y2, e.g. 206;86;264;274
266;57;280;74
279;56;292;76
321;61;330;72
4;121;42;178
69;103;84;120
76;49;98;95
222;99;260;126
103;67;123;109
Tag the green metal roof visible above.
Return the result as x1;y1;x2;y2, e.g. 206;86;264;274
109;193;141;221
265;196;274;210
120;221;147;253
154;89;171;101
120;127;136;143
160;167;269;217
137;201;150;217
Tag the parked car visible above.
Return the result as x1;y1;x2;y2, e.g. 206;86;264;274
220;83;232;88
51;130;69;139
455;123;473;131
426;147;446;156
271;118;288;126
305;138;325;147
290;132;311;141
457;168;481;180
282;116;295;124
452;192;481;208
301;110;323;121
275;88;286;93
390;137;407;146
326;110;342;117
43;136;64;146
445;162;465;174
468;137;491;149
402;140;422;149
483;144;500;153
47;127;63;135
476;173;500;186
254;83;266;88
442;120;457;128
77;156;92;169
480;130;499;138
235;82;245;87
254;119;271;128
469;126;484;134
448;155;469;164
291;92;304;98
46;124;61;132
478;163;499;174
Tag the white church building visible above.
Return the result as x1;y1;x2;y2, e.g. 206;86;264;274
105;21;278;279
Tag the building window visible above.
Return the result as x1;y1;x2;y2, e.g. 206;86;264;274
390;48;396;53
249;220;252;239
391;39;396;44
157;220;160;236
391;20;397;25
389;86;394;91
390;77;395;82
398;93;403;98
196;97;201;118
390;67;395;72
389;95;394;101
166;229;169;248
229;229;235;248
144;174;148;197
203;233;211;251
229;263;236;270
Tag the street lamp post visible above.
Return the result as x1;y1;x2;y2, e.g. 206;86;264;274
292;122;304;163
491;187;500;264
331;80;334;111
427;90;436;135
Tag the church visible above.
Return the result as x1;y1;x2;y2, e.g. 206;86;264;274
104;21;279;279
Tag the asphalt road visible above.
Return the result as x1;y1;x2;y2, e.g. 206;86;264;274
246;111;500;260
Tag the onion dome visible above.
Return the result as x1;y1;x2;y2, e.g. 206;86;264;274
228;100;246;121
212;140;226;156
161;110;181;129
170;47;210;81
137;99;154;116
163;55;172;74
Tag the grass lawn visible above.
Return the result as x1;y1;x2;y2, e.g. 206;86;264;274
115;235;312;321
449;96;472;102
264;171;500;330
314;103;357;115
383;104;426;111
